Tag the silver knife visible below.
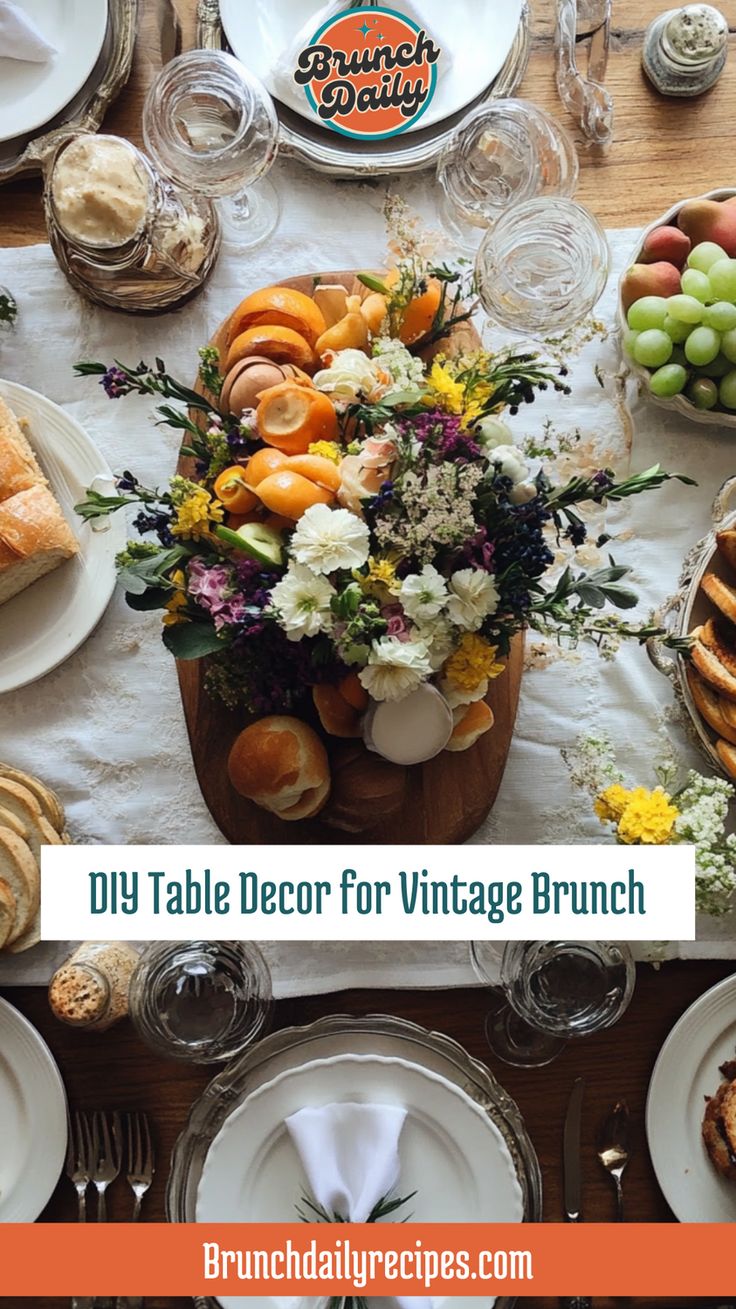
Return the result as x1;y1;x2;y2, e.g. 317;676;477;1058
561;1077;591;1309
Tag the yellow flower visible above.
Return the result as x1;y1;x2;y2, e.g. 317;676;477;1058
594;784;632;825
358;555;400;595
443;634;505;692
162;568;189;626
425;360;465;415
171;487;224;540
617;787;680;846
308;440;342;464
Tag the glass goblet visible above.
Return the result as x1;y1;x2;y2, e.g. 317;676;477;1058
143;49;280;250
437;98;579;253
475;196;610;338
470;939;635;1068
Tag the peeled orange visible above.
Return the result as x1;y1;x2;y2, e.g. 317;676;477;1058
243;447;289;489
256;470;334;520
287;454;341;493
257;381;339;454
227;287;327;350
213;465;259;515
225;325;317;375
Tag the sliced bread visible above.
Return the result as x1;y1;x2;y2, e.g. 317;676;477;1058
716;529;736;574
701;572;736;626
698;617;736;679
716;737;736;780
0;779;60;861
0;827;38;942
691;637;736;702
0;484;79;607
0;764;65;833
0;876;15;948
686;667;736;746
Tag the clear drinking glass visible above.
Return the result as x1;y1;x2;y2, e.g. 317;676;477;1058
128;940;273;1064
143;50;280;250
475;196;610;337
437;99;579;252
470;940;636;1067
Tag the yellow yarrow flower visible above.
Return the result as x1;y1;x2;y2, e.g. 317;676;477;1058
308;440;342;464
594;784;632;825
617;787;679;846
171;486;224;540
425;359;465;415
444;634;505;692
163;571;189;627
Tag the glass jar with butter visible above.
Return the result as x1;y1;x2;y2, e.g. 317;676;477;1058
44;133;221;313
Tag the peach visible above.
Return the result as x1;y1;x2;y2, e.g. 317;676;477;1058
640;225;691;268
677;199;736;257
621;261;681;311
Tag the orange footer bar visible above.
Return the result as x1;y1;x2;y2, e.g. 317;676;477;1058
0;1223;733;1297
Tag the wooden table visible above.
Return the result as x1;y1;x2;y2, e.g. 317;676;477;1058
2;2;736;1306
2;962;734;1309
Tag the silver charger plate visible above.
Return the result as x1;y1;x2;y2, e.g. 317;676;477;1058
196;0;531;177
0;0;138;184
171;1013;542;1309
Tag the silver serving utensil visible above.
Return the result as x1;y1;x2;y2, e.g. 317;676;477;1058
561;1078;591;1309
596;1099;631;1221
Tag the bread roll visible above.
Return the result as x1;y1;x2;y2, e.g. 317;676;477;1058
0;483;79;605
323;742;407;832
446;701;495;752
228;716;330;820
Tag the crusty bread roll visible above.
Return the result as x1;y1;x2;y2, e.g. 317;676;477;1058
446;701;495;752
323;742;407;833
0;483;79;605
701;572;736;626
228;716;330;820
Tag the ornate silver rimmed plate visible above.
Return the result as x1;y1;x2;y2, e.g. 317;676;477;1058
196;0;531;177
170;1013;541;1309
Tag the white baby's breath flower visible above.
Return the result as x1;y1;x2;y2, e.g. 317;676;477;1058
359;636;433;702
400;565;448;622
446;568;500;631
270;564;335;641
313;350;386;404
372;337;425;394
291;503;370;574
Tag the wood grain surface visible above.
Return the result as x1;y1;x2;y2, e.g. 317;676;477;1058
2;961;734;1309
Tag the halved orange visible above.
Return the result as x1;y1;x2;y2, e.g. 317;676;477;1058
243;447;289;489
225;325;317;375
227;287;327;350
256;470;334;520
257;381;339;455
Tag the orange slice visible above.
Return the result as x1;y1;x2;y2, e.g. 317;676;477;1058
256;470;335;520
225;325;317;375
227;287;327;349
243;447;289;489
257;381;339;455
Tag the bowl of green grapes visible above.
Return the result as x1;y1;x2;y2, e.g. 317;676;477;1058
620;188;736;425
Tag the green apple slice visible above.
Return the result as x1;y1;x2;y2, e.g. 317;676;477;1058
215;523;284;568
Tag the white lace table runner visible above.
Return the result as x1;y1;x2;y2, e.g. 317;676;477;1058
0;166;734;993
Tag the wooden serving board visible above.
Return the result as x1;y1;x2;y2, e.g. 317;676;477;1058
177;272;523;844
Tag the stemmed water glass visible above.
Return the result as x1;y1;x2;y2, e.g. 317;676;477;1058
437;98;579;252
470;939;636;1067
143;49;280;250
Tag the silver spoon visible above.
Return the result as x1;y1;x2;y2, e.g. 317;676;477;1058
596;1099;631;1220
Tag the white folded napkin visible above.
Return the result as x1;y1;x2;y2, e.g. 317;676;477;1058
0;0;57;62
285;1102;432;1309
270;1;452;121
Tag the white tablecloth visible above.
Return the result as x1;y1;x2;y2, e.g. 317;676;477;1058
1;164;735;993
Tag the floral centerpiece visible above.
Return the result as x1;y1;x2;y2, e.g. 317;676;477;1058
75;254;691;811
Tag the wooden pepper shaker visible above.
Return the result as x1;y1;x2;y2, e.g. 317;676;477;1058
49;941;139;1032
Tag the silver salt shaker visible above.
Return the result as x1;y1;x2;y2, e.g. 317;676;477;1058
643;5;729;96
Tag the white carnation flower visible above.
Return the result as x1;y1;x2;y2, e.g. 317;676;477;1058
359;637;433;703
313;350;386;404
291;503;370;574
474;416;513;452
400;565;448;622
415;616;455;671
446;568;500;631
509;480;538;506
270;564;335;641
488;444;529;486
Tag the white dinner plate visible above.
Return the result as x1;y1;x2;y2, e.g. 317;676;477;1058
646;973;736;1223
0;379;124;693
220;0;523;135
0;995;67;1221
197;1053;524;1309
0;0;108;144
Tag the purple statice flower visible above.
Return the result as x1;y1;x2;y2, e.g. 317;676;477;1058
399;410;482;463
461;527;496;571
101;365;129;399
382;603;411;642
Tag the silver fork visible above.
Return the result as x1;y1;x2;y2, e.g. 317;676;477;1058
115;1113;155;1309
92;1111;123;1309
66;1110;95;1309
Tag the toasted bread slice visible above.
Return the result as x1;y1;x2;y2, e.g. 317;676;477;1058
0;876;15;949
0;827;37;942
717;529;736;574
0;764;64;833
691;639;736;702
0;806;28;840
701;572;736;625
716;737;736;779
686;668;736;745
699;617;736;679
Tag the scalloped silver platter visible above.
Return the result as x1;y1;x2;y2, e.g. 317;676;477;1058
0;380;125;693
169;1013;541;1309
0;0;137;183
197;0;530;177
618;187;736;430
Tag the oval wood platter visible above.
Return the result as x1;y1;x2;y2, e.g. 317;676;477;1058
177;271;524;844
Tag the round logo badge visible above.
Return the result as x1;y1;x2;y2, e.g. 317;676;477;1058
294;6;441;140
